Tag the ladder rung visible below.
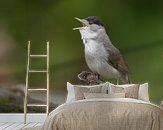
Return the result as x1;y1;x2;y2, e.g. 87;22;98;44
27;104;47;107
28;88;47;91
29;70;47;73
30;55;47;58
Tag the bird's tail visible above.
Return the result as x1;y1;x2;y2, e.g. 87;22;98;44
121;75;131;84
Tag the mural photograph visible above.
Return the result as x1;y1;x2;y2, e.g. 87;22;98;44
0;0;162;129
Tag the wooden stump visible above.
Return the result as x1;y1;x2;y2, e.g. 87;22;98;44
78;71;104;85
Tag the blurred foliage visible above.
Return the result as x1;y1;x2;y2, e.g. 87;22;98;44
0;98;23;112
0;98;56;113
0;0;162;102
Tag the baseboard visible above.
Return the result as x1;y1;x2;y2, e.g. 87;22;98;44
0;113;47;123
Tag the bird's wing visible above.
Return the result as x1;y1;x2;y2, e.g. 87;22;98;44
103;34;131;75
108;51;131;75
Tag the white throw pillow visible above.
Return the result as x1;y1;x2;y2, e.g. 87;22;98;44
84;92;126;99
108;82;149;102
138;83;149;102
66;82;109;103
66;82;75;103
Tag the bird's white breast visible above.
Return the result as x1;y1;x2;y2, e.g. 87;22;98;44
84;41;119;79
84;40;108;72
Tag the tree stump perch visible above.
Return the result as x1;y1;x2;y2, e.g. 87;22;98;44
78;71;104;85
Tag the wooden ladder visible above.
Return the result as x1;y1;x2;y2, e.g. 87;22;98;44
24;41;50;124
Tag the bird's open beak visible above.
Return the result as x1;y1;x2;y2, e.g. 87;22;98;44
73;17;87;30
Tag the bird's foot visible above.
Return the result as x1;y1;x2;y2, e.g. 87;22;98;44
116;79;119;85
94;72;100;79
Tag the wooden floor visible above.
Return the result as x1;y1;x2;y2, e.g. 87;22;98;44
0;113;46;130
0;122;43;130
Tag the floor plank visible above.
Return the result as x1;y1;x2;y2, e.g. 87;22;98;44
0;123;14;130
35;123;43;127
0;123;6;127
0;122;43;130
0;123;7;129
4;123;21;130
23;123;38;128
13;123;30;130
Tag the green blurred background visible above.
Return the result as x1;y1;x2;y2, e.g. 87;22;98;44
0;0;162;103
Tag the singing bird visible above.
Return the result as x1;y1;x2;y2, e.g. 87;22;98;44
73;16;131;83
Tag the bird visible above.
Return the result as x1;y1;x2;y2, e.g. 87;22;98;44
73;16;131;84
